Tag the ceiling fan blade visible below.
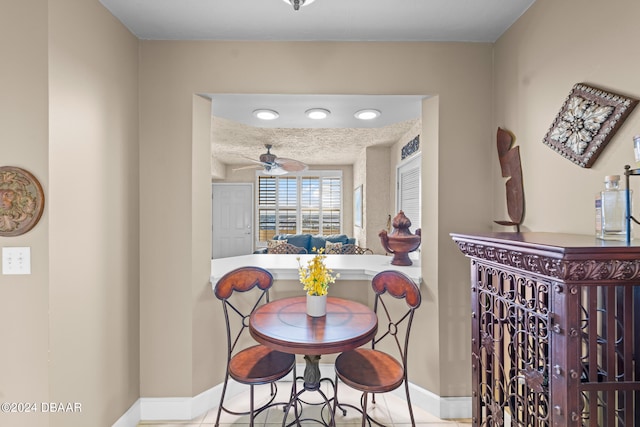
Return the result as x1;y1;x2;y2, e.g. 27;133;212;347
232;164;261;172
275;157;308;172
236;146;306;175
240;156;269;166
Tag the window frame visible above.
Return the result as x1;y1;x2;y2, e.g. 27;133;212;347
256;170;343;245
396;154;421;259
396;154;421;226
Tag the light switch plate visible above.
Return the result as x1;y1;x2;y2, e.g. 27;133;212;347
2;247;31;275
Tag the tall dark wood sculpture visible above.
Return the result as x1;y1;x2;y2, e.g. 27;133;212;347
494;127;525;232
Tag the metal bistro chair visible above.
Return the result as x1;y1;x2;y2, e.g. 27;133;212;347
267;242;308;254
329;244;373;255
333;270;422;426
214;266;296;426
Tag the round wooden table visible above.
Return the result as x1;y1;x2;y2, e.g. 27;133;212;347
249;296;378;426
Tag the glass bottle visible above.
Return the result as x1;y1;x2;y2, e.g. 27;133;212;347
595;175;629;240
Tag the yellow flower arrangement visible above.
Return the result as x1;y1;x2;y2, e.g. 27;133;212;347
297;247;339;296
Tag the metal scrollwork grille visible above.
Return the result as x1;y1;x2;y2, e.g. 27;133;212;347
474;262;551;426
455;234;640;427
472;262;640;426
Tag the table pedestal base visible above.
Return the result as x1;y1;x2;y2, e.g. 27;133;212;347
283;355;335;427
302;355;321;389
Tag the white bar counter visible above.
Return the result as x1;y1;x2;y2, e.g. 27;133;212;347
210;253;421;286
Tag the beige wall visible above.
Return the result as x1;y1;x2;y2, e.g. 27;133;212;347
192;95;216;393
363;146;391;252
0;2;50;426
419;96;445;394
139;40;493;400
493;0;640;235
48;0;140;425
12;0;638;422
353;146;387;251
0;1;140;426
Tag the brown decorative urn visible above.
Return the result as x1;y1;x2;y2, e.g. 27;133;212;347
379;211;421;266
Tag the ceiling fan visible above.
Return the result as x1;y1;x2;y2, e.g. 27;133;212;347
234;144;308;175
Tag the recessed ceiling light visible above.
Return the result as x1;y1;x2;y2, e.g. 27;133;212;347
305;108;331;120
354;109;381;120
253;109;279;120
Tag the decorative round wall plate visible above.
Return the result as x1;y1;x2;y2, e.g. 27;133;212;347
0;166;45;237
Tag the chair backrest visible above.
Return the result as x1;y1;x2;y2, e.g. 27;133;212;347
267;242;308;254
324;243;373;254
214;266;274;358
344;244;373;254
370;270;421;372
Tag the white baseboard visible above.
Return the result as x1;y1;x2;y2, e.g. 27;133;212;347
111;382;227;426
321;363;471;420
401;384;471;420
111;399;140;427
112;363;471;426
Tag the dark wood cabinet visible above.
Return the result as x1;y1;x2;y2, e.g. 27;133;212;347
451;232;640;427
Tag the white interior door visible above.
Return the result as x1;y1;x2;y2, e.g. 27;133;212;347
212;183;253;258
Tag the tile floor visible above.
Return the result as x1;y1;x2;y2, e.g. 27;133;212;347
137;381;472;427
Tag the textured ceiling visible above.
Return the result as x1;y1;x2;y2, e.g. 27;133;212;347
212;116;420;167
210;94;423;167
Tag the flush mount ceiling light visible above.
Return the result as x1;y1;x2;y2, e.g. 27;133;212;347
354;109;381;120
253;109;279;120
281;0;316;11
305;108;331;120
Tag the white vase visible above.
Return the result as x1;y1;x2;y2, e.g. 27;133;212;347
306;294;327;317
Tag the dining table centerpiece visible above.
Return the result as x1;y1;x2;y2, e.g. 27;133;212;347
297;247;339;317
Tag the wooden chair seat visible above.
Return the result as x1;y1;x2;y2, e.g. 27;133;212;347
229;345;295;385
333;270;421;426
335;348;403;393
214;266;297;426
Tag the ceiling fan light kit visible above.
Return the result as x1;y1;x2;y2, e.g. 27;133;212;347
282;0;316;11
354;109;381;120
234;144;308;175
253;109;279;120
264;167;288;175
305;108;331;120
